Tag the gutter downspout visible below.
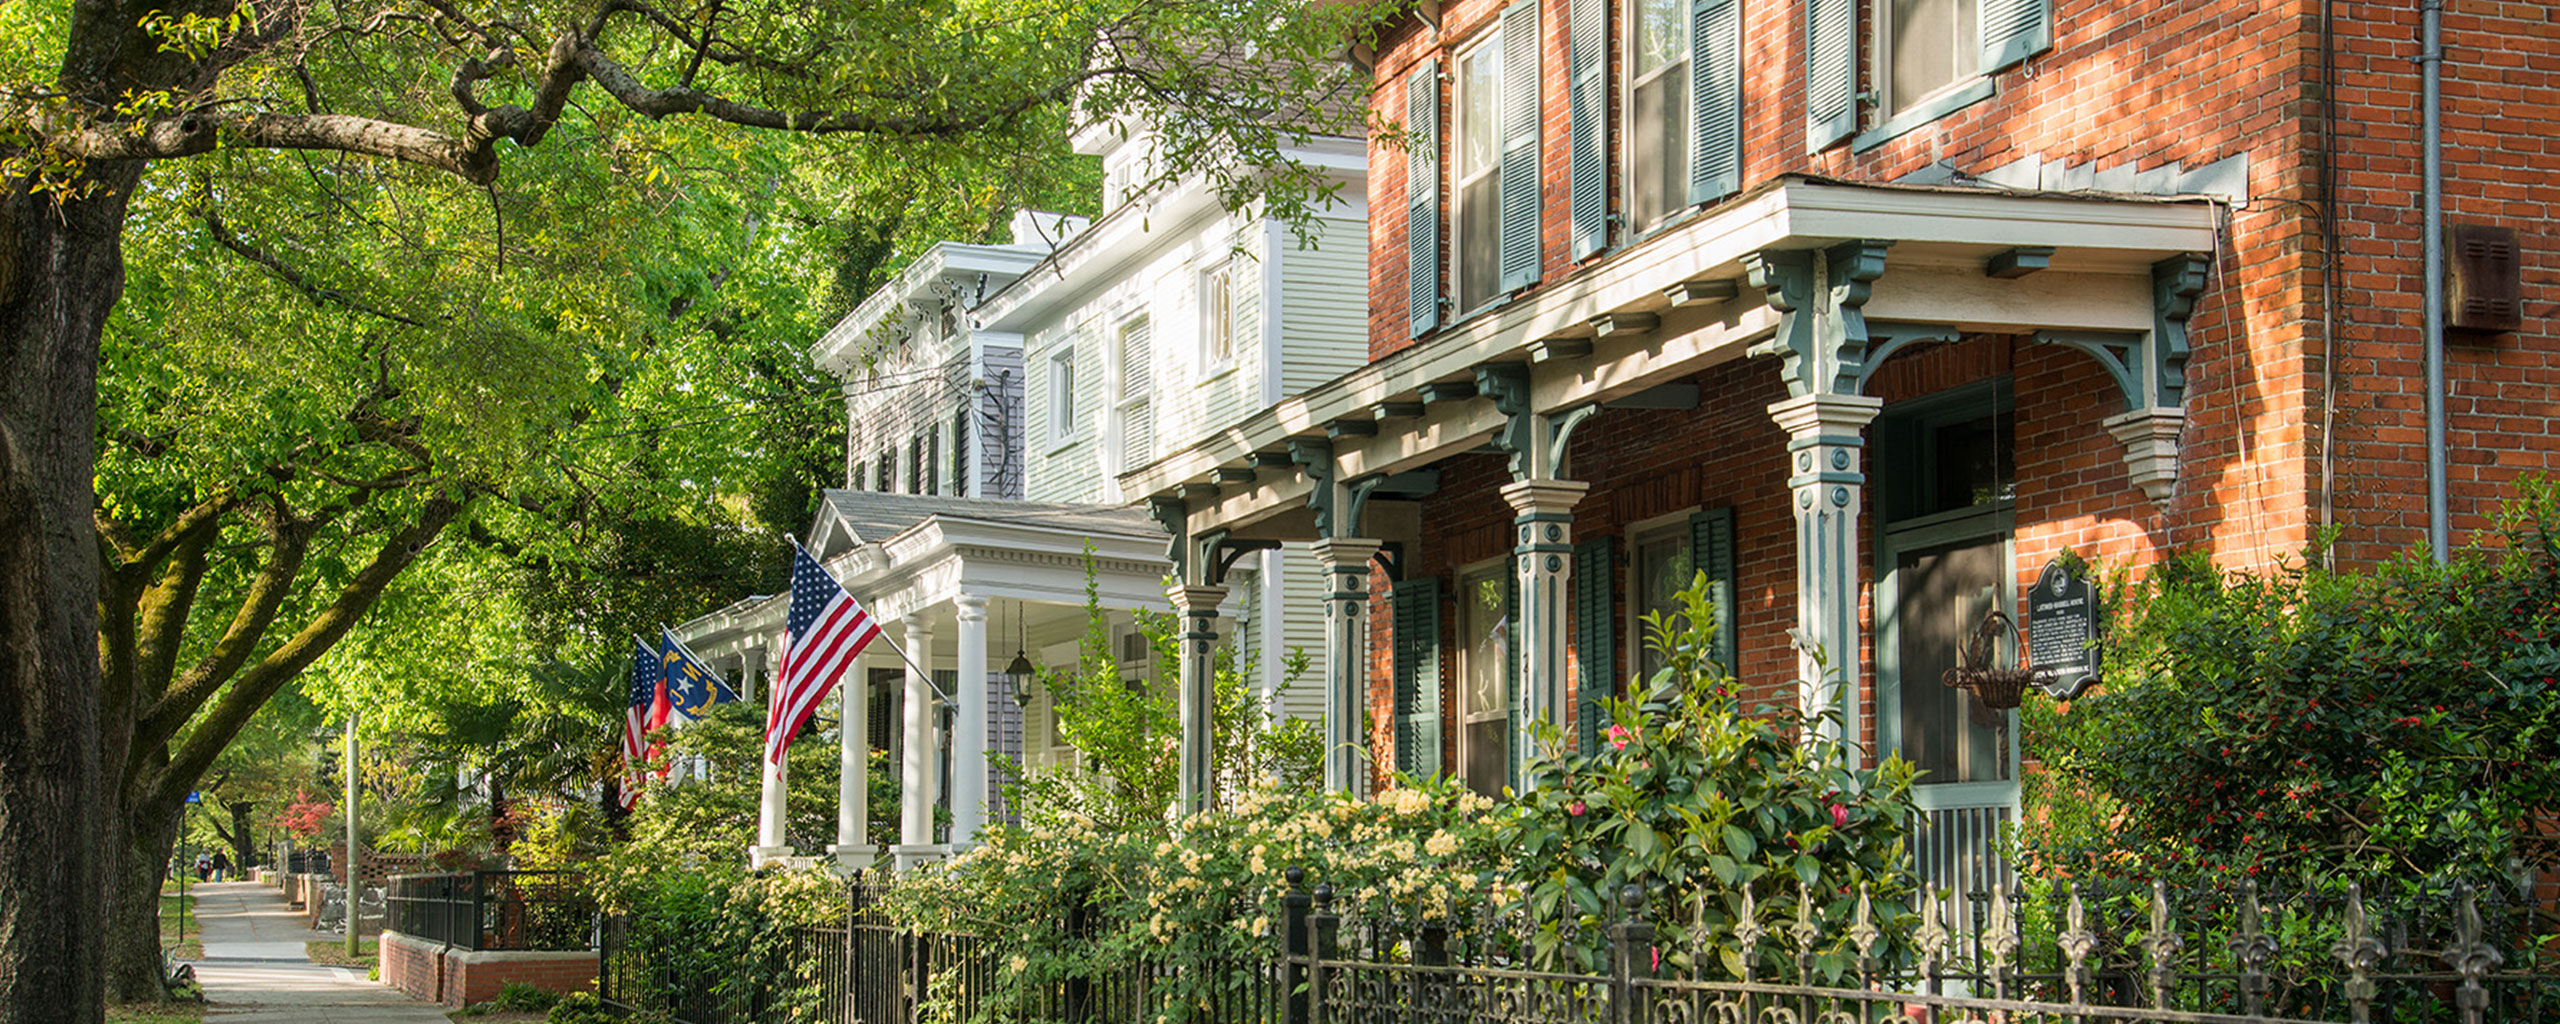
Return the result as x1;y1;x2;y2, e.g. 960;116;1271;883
2421;0;2450;562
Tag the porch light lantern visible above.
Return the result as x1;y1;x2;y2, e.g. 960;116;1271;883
1941;609;2050;713
1006;600;1038;710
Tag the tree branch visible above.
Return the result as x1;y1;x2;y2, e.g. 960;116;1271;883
133;508;314;760
148;495;467;811
200;207;435;329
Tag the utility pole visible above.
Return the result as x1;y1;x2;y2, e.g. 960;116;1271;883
345;711;362;958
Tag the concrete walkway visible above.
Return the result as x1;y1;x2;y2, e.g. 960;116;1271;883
187;881;451;1023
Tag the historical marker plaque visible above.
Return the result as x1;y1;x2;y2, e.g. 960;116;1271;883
2025;559;2101;700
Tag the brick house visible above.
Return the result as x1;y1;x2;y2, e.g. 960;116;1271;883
1127;0;2560;896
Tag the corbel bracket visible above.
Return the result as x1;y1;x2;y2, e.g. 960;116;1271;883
1146;495;1189;572
1208;534;1282;586
1548;402;1600;479
1854;321;1963;396
1287;436;1338;537
1743;240;1892;398
1472;361;1533;476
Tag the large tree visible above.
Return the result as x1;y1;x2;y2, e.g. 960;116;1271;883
0;0;1376;1017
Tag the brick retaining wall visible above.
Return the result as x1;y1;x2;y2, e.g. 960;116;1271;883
379;930;596;1008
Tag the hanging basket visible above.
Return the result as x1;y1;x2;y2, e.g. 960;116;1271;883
1941;609;2049;712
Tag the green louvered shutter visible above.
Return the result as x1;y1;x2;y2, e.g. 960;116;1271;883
1572;537;1616;754
1394;577;1444;776
1688;507;1738;674
1497;0;1543;293
1978;0;2052;73
1566;0;1608;259
1687;0;1742;204
1406;60;1443;338
1803;0;1857;149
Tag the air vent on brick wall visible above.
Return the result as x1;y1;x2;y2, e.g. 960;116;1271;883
2447;223;2522;335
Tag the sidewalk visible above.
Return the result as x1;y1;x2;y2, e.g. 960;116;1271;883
187;881;452;1023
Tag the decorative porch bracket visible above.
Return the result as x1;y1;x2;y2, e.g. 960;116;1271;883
2031;253;2209;504
1744;240;1893;756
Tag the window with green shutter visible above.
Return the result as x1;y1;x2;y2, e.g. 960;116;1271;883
1572;537;1616;753
1496;0;1543;293
1393;577;1444;777
1687;0;1741;203
1406;60;1443;338
1567;0;1609;259
1688;507;1738;673
1804;0;1858;149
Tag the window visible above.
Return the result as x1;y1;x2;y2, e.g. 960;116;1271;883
852;463;867;491
1625;0;1690;233
1880;0;1980;116
1630;521;1695;681
1116;316;1153;471
1453;33;1504;315
1046;347;1078;446
1457;564;1512;796
1200;263;1235;370
876;451;894;492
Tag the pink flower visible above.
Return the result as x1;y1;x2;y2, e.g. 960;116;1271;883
1606;724;1634;750
1569;800;1588;817
1829;803;1849;829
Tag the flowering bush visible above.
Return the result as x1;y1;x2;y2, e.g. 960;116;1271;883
273;792;335;840
884;775;1509;1021
1508;574;1923;980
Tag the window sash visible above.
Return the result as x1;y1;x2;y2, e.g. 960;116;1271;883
1454;36;1504;313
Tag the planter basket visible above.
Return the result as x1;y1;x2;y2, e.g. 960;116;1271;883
1941;609;2049;712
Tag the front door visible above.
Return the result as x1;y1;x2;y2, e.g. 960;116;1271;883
1875;388;2020;921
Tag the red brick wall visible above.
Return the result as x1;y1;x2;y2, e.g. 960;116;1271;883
380;932;596;1009
1360;0;2560;577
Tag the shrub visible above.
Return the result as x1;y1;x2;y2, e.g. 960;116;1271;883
2023;481;2560;903
494;981;560;1012
544;992;614;1024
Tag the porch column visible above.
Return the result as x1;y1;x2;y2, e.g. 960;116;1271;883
897;618;938;867
1167;582;1230;814
830;652;874;873
1501;479;1589;792
1769;393;1882;754
1310;538;1381;795
750;638;791;867
950;594;990;847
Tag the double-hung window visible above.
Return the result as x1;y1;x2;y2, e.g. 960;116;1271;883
1452;35;1505;316
1114;315;1153;472
1457;563;1513;796
1807;0;2050;149
1625;0;1690;233
1046;346;1078;448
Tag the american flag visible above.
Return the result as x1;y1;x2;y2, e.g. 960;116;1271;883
618;638;657;808
766;543;883;765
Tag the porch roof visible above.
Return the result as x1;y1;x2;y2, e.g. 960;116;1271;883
1122;175;2224;538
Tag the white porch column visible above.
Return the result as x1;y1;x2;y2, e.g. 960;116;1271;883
1769;393;1882;755
1166;582;1229;814
896;618;938;869
830;653;874;873
1310;538;1381;795
1502;479;1589;792
950;594;990;848
750;638;792;867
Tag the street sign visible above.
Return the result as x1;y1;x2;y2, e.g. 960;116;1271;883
2025;558;2101;700
185;790;201;804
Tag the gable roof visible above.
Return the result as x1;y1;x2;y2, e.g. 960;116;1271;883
812;490;1166;553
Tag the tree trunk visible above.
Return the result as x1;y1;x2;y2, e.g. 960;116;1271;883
0;168;143;1024
225;802;257;870
103;807;182;1005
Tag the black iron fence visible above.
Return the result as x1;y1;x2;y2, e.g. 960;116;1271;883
385;869;592;951
598;870;2553;1024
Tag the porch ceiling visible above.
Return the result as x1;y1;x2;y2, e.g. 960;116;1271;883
1126;176;2220;539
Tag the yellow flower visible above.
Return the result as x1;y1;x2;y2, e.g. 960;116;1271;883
1424;831;1459;857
